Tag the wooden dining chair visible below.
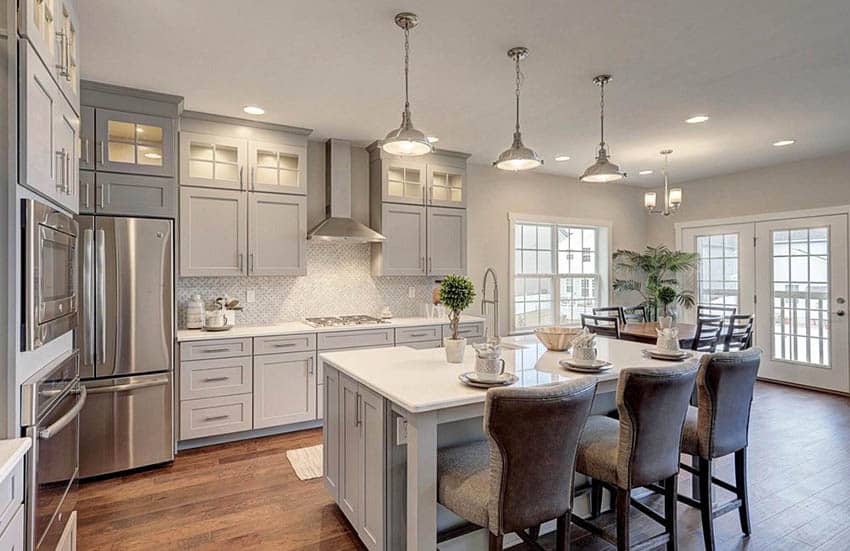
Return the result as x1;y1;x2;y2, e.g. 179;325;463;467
593;306;625;325
691;316;724;352
622;305;648;323
581;314;621;339
697;305;736;321
724;315;754;351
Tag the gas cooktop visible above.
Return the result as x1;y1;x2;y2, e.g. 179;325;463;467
303;315;390;328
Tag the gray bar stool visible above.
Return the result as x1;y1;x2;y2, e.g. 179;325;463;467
573;364;698;551
678;349;761;550
436;379;597;550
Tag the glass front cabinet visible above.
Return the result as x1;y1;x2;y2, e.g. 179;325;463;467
180;132;247;190
427;163;466;208
95;109;176;177
249;141;307;195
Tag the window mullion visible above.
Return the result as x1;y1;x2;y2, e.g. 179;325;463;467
552;224;560;324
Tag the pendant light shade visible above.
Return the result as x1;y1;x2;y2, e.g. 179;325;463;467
580;75;625;183
494;47;542;171
382;13;432;157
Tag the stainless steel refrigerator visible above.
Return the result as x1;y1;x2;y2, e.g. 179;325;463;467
77;215;174;478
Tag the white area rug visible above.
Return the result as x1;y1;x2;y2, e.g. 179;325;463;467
286;444;323;480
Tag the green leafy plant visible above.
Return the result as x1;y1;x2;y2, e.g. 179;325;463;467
612;245;697;320
439;275;476;340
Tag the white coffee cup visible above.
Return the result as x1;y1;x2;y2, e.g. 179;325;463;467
474;357;506;382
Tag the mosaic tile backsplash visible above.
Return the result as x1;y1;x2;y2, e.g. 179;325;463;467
177;242;437;327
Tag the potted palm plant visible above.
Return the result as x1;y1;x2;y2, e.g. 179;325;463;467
612;245;697;322
439;275;476;363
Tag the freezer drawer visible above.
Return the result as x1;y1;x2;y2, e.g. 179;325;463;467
79;373;174;478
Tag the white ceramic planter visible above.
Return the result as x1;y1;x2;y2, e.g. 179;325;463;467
444;337;467;363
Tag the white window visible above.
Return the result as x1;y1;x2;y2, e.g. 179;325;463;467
510;215;610;333
696;233;739;308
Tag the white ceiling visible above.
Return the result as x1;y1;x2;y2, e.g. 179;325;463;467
78;0;850;187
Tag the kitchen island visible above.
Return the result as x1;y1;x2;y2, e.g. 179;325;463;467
320;334;701;551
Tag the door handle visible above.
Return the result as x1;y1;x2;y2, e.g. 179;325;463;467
39;386;87;439
82;229;94;367
238;253;244;272
55;150;64;189
55;30;68;76
203;376;230;383
239;166;244;191
250;167;255;190
96;229;106;364
204;415;229;422
249;253;254;273
355;392;362;426
65;150;71;194
98;141;105;165
85;376;169;394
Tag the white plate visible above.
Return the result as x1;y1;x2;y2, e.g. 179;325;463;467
643;348;693;360
559;359;612;372
465;371;513;384
459;372;518;388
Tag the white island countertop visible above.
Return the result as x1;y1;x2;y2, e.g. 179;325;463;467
177;314;487;342
0;438;31;481
320;334;702;413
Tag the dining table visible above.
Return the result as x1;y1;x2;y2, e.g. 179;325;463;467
621;321;698;348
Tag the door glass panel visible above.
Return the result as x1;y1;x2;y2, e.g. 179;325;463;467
770;227;830;366
430;170;463;203
190;143;214;161
257;151;277;167
107;120;164;166
279;153;299;170
216;163;238;182
108;142;134;164
279;170;298;188
215;145;238;163
137;124;163;143
190;160;214;179
387;165;421;200
108;121;135;141
695;233;739;308
138;145;163;166
256;167;277;185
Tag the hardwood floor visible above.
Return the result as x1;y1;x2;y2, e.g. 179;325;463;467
78;382;850;550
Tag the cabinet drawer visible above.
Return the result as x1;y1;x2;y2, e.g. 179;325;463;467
180;394;252;440
180;338;252;361
180;356;252;400
395;325;441;344
442;322;484;340
318;328;394;351
0;459;23;533
254;333;316;355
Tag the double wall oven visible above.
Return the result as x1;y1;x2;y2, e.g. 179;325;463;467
21;351;83;550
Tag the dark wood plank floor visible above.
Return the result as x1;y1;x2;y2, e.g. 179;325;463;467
78;382;850;550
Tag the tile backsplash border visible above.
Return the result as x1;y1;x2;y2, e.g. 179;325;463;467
177;241;437;327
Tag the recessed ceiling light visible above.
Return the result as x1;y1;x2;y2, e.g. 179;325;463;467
773;139;796;147
243;105;265;115
639;169;654;175
685;114;709;124
427;136;439;143
554;155;571;162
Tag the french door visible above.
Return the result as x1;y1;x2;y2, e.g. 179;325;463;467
682;213;849;393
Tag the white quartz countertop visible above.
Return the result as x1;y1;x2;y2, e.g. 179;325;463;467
320;335;702;413
0;438;31;481
177;315;487;342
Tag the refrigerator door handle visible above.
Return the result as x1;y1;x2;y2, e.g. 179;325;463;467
96;229;107;368
85;375;170;394
82;229;94;367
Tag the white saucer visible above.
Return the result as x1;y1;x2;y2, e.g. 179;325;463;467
559;358;612;372
643;348;693;361
459;372;518;388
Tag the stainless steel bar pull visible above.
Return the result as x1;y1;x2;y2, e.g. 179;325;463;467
83;229;94;367
96;229;107;366
39;387;87;439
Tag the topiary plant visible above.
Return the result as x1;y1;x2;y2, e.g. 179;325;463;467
656;285;678;318
439;275;476;340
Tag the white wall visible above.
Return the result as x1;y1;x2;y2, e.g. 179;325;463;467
466;163;649;336
647;150;850;246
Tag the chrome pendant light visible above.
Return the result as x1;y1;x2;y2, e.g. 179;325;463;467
580;75;625;183
644;149;683;216
382;12;432;157
494;47;542;171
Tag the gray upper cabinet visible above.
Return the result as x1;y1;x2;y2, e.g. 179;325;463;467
53;95;79;212
371;203;426;276
96;109;176;177
79;105;94;170
248;192;306;276
94;173;177;218
249;141;307;195
427;163;466;208
79;170;94;213
427;206;467;276
380;158;426;205
18;0;58;76
179;187;247;276
253;351;317;429
180;132;247;190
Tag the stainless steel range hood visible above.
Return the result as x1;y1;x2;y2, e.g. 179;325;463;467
308;139;386;243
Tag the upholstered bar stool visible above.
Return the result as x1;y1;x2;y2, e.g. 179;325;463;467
436;379;597;550
573;364;698;551
678;349;761;551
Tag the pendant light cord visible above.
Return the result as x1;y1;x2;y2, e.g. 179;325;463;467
599;78;606;148
403;24;410;111
514;53;522;133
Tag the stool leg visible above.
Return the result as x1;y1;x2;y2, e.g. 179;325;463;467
556;512;570;551
488;532;503;550
616;488;630;551
665;474;678;551
698;458;716;551
735;448;752;535
591;479;603;518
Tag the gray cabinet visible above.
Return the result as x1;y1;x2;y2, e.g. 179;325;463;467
18;0;58;73
180;356;253;400
323;365;341;499
93;173;177;217
339;374;360;523
179;132;247;190
427;163;466;208
249;141;307;195
248;192;307;275
79;171;94;213
179;187;247;276
79;105;95;170
179;394;253;440
379;158;426;205
95;108;176;177
427;206;467;275
371;203;427;276
54;95;79;212
253;351;317;429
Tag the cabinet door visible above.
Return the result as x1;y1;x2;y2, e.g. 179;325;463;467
382;159;425;205
248;192;306;275
96;173;177;218
180;132;247;190
358;385;385;551
18;0;57;71
55;510;76;551
338;374;360;525
249;141;307;195
179;187;247;276
79;170;94;213
323;364;340;499
427;206;467;276
19;41;60;201
54;96;79;212
95;109;175;177
0;504;24;551
53;0;80;112
427;164;466;208
253;351;317;429
79;105;94;170
376;203;426;276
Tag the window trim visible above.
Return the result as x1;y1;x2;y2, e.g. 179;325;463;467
508;213;612;335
